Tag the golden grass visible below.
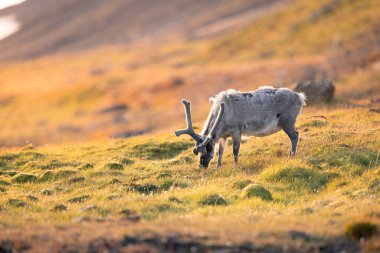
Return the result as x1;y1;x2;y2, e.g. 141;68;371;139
0;107;379;251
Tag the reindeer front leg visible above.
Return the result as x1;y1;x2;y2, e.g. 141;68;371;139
216;138;227;168
232;132;241;167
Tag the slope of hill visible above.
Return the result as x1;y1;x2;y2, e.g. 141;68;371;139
0;0;379;147
0;107;379;252
0;0;287;62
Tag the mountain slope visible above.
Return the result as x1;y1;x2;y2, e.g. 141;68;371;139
0;0;287;62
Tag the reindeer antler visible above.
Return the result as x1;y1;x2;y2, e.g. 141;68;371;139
175;99;202;143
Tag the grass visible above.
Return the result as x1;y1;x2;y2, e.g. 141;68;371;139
0;107;378;251
0;0;379;250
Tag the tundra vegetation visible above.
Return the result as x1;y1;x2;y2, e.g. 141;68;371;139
0;108;379;251
0;0;379;252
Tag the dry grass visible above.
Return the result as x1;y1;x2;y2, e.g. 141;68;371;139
0;107;379;251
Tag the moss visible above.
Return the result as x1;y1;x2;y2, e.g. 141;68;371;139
105;162;124;170
68;194;90;203
12;173;37;183
345;221;378;240
132;141;192;160
7;199;27;208
241;184;273;201
199;194;228;206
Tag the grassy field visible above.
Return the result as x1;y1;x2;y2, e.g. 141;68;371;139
0;0;380;251
0;106;379;252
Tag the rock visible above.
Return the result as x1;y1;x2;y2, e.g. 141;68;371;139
241;184;273;201
295;79;335;103
295;65;335;103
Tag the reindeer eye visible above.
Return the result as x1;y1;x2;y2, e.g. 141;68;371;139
206;143;212;152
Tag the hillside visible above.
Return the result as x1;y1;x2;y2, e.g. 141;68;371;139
0;0;286;62
0;0;379;147
0;107;379;252
0;0;380;251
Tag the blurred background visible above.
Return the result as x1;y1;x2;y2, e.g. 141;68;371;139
0;0;379;147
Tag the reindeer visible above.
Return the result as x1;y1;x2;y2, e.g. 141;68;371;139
175;87;306;168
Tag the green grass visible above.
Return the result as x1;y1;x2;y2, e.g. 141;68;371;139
0;108;379;249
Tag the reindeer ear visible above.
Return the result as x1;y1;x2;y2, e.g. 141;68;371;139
193;147;198;155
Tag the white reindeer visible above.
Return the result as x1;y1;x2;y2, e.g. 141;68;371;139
175;87;306;168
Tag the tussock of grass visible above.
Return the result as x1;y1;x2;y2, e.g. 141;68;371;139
27;195;38;202
199;194;228;206
11;173;38;184
7;199;27;208
52;204;68;212
54;170;77;179
105;162;124;170
39;171;54;182
241;184;273;201
0;180;11;186
68;195;90;204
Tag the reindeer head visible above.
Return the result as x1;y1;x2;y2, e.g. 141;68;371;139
175;99;225;168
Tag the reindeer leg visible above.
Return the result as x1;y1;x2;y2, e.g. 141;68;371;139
216;138;227;168
232;132;241;167
278;115;298;156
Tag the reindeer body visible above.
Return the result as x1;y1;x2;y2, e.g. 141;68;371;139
175;87;306;168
